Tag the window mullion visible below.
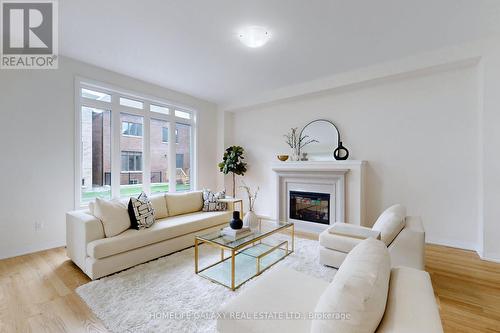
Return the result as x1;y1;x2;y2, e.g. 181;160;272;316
111;94;121;199
168;121;176;192
143;102;151;196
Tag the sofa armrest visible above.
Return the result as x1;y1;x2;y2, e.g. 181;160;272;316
376;267;443;333
66;210;105;270
388;216;425;270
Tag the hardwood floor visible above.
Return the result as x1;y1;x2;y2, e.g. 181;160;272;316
426;244;500;333
0;243;499;332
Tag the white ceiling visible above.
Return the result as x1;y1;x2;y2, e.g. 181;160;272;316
60;0;500;108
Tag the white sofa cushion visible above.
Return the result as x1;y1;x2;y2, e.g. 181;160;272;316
319;230;363;253
165;191;203;216
217;266;329;333
372;204;407;245
93;198;131;237
311;238;391;333
376;267;443;333
87;211;232;259
149;194;169;219
328;222;380;240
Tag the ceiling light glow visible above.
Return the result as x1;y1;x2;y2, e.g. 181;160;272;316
239;26;270;48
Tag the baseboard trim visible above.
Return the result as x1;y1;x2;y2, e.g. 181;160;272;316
0;240;66;260
478;253;500;264
425;237;477;252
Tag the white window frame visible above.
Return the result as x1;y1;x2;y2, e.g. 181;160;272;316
74;77;197;208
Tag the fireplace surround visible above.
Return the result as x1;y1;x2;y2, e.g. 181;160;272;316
272;161;366;233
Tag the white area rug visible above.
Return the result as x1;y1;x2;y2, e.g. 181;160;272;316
77;236;336;333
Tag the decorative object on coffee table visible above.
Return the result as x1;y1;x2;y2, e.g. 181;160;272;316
218;146;248;197
276;154;289;161
222;226;251;238
229;211;243;230
240;181;260;230
284;127;318;161
299;119;350;160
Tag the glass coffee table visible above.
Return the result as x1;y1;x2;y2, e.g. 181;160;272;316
194;220;294;290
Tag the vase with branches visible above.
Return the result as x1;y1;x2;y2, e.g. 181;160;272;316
284;127;318;161
240;181;260;229
218;146;248;197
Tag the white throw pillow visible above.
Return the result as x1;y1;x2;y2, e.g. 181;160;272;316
149;194;169;219
375;204;406;223
311;238;391;333
165;191;203;216
372;204;406;246
93;198;131;237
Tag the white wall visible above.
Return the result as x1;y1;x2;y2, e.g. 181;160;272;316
0;56;219;259
228;65;480;250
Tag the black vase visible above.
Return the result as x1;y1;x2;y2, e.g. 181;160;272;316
230;211;243;230
334;141;349;160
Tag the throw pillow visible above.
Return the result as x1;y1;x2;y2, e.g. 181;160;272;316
128;192;155;230
202;189;227;212
93;198;131;237
149;194;169;219
311;238;391;333
372;205;406;246
165;191;204;216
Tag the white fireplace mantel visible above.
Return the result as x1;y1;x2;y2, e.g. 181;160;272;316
272;160;367;233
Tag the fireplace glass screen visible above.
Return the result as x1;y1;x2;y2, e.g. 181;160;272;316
289;191;330;224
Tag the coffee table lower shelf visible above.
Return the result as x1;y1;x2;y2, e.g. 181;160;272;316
197;242;291;290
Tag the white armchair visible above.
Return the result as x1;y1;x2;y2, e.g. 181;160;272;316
319;205;425;270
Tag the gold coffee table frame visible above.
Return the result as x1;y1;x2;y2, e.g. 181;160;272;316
194;220;294;291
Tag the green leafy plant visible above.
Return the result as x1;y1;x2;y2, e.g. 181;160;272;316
218;146;248;197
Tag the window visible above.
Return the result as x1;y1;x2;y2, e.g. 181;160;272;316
80;107;111;203
81;88;111;102
158;126;178;144
121;151;142;172
120;97;143;109
175;123;192;192
151;119;169;194
175;110;191;119
176;154;184;168
162;127;168;143
120;114;144;197
122;121;143;137
151;104;169;115
76;81;196;207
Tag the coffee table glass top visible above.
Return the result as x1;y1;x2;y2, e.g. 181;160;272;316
197;222;292;249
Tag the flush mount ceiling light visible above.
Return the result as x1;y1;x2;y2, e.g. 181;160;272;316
238;26;271;48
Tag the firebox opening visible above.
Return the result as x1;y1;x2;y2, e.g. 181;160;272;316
289;191;330;225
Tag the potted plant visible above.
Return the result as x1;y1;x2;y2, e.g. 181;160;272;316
218;146;248;197
240;181;259;229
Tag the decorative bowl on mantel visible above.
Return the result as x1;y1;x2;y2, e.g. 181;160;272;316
277;154;289;162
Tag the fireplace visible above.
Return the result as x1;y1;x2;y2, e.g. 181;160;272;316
289;191;330;225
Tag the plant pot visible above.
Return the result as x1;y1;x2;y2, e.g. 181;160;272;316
243;211;259;230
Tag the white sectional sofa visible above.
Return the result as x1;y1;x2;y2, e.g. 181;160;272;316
66;191;233;279
217;238;443;333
